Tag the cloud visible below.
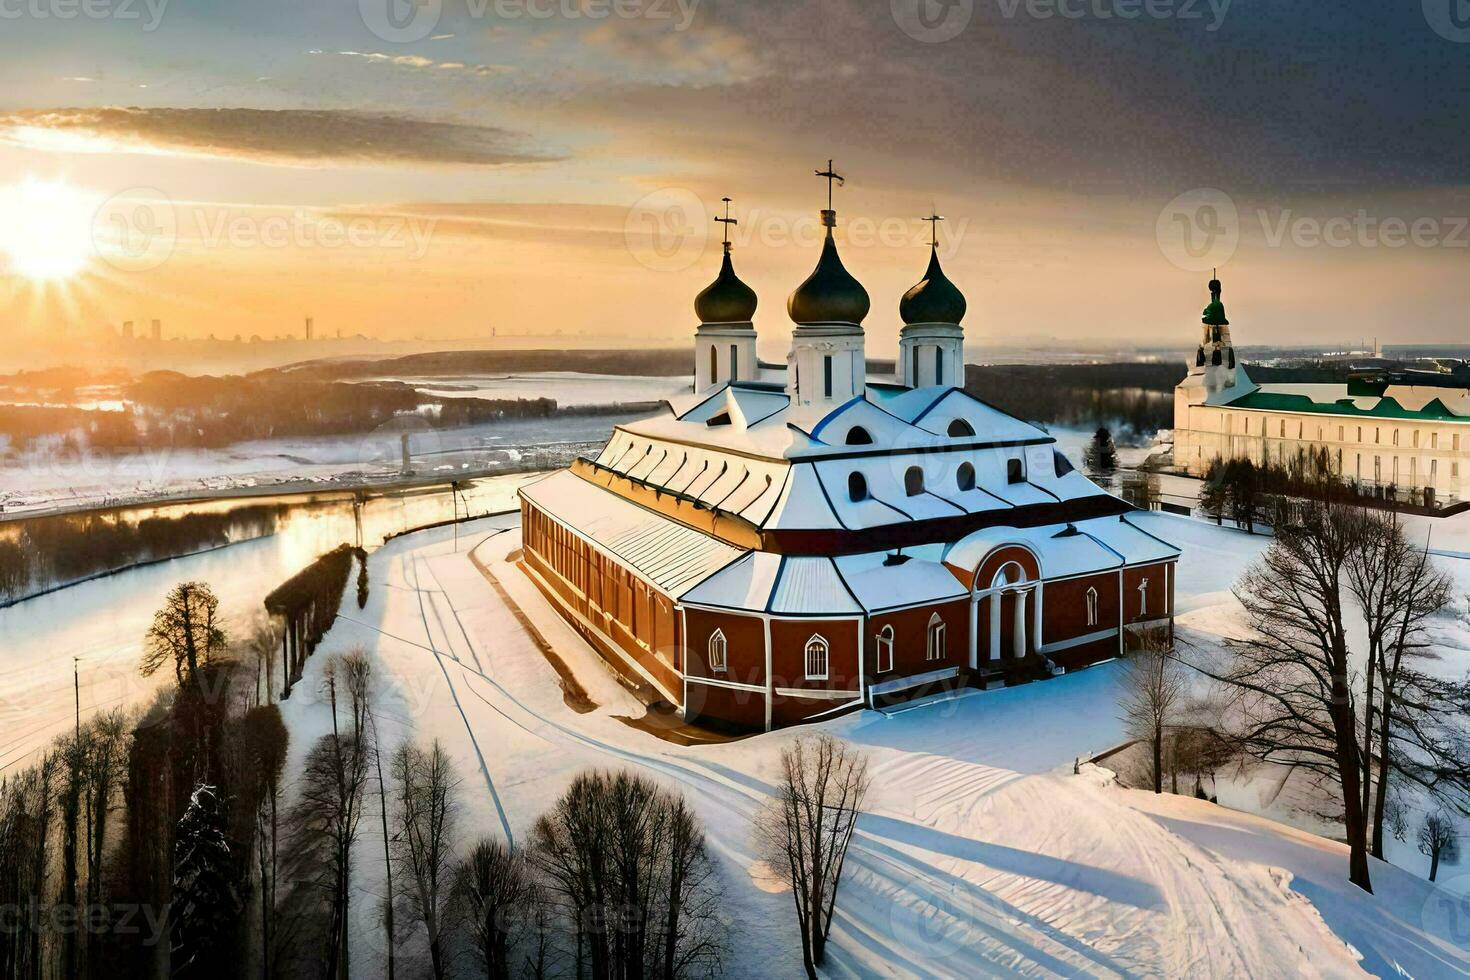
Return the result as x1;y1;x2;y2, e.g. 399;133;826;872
316;50;513;76
0;107;554;167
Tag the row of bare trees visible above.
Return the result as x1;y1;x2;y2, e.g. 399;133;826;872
1178;478;1470;892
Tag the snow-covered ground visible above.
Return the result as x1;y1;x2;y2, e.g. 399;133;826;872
267;515;1470;977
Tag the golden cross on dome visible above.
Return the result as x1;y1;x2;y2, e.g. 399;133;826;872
814;159;844;211
920;212;945;249
715;196;737;247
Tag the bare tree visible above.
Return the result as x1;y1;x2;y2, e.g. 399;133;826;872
391;739;460;980
278;659;372;980
1345;510;1457;857
1383;793;1409;845
1187;496;1376;892
1418;811;1460;882
531;769;724;980
453;838;536;980
1119;635;1187;794
754;734;870;978
142;581;227;690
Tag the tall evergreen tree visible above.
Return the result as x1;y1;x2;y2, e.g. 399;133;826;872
172;782;239;977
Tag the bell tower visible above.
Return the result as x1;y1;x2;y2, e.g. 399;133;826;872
1189;272;1238;395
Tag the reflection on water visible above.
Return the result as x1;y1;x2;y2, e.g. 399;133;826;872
0;472;535;774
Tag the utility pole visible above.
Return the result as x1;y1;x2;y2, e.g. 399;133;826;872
73;657;80;736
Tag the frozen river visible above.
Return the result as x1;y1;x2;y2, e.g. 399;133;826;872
0;471;538;775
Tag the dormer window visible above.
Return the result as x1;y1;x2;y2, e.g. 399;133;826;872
848;472;868;502
956;462;976;491
706;411;732;427
1007;458;1025;484
904;467;924;497
845;426;873;445
946;418;975;438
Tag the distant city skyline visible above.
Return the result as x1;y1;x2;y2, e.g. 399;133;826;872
0;3;1466;357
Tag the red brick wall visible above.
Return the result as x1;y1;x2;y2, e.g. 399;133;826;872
1040;572;1119;644
867;599;969;678
1122;562;1171;625
684;681;766;730
683;608;766;688
769;618;860;692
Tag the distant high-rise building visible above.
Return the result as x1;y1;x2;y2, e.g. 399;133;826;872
150;319;162;341
121;320;134;340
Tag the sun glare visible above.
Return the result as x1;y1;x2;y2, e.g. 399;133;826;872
0;179;102;282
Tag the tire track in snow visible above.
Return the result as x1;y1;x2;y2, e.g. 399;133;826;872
404;553;515;848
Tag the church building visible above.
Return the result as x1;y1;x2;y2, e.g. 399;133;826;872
518;167;1179;730
1173;278;1470;508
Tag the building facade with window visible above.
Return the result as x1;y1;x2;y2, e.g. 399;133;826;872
519;182;1179;731
1173;278;1470;507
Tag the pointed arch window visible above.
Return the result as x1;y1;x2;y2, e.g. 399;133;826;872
926;613;946;661
1085;587;1099;627
708;629;727;673
876;625;894;673
804;635;829;680
848;472;868;502
709;345;718;384
904;466;925;497
956;462;976;492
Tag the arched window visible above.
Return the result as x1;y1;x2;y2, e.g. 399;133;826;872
848;472;868;502
956;462;976;491
1085;587;1099;627
992;561;1024;588
1006;458;1025;484
845;426;874;445
947;418;974;438
904;466;924;497
708;629;727;673
804;635;829;680
1138;578;1149;616
926;613;946;661
709;345;718;384
876;625;894;673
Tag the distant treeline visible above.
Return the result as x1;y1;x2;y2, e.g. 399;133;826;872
0;504;286;604
281;347;694;382
964;362;1182;435
0;370;670;454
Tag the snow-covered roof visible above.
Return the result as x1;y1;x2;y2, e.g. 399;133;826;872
945;514;1180;581
835;551;968;611
518;470;746;598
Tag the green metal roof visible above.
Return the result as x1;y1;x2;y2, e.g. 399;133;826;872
1225;390;1470;423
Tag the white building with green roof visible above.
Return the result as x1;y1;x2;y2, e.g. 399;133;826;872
1173;278;1470;508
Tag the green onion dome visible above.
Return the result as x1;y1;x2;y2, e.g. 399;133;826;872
900;245;967;325
1202;277;1230;327
694;245;757;324
787;222;870;326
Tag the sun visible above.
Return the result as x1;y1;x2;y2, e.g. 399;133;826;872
0;179;103;282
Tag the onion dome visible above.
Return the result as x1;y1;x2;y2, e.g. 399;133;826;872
900;245;967;325
788;212;870;326
1202;277;1229;326
694;243;757;324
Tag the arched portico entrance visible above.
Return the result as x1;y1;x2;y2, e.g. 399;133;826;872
966;555;1040;670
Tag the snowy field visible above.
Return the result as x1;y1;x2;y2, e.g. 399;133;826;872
267;512;1470;978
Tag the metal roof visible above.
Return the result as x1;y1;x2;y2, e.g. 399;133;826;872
519;470;745;598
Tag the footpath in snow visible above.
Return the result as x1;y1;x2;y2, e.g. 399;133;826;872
268;515;1470;978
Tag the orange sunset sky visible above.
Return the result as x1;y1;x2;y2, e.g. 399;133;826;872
0;1;1467;362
